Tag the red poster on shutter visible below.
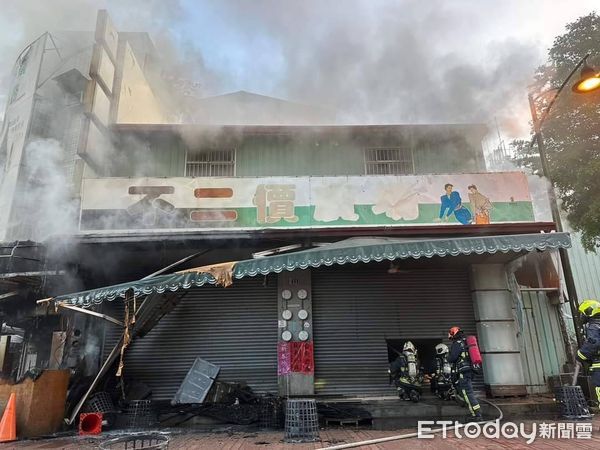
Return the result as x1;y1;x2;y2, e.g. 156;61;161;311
290;341;314;374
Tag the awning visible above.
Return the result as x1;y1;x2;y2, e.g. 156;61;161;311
51;232;571;307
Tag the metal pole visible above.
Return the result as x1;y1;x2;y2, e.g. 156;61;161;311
56;303;124;327
528;94;583;348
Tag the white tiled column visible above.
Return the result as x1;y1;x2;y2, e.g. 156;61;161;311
471;264;527;397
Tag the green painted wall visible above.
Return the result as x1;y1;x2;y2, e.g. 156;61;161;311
110;127;485;177
108;133;186;177
235;134;365;176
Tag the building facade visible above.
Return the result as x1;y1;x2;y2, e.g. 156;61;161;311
0;11;175;243
51;122;569;402
0;10;577;414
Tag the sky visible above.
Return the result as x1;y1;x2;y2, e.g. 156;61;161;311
0;0;598;144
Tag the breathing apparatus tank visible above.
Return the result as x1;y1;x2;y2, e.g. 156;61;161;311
442;361;452;375
466;335;482;367
406;352;417;378
402;341;418;379
434;343;450;375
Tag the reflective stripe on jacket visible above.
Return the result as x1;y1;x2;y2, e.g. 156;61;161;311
448;338;472;373
577;319;600;370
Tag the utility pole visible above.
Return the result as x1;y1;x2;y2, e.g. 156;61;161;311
528;93;582;347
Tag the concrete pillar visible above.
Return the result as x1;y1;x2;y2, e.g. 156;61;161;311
471;264;527;397
277;270;314;396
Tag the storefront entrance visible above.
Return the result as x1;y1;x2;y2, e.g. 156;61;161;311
312;262;475;396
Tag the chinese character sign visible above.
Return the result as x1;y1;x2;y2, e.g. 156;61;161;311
79;172;534;232
254;184;299;224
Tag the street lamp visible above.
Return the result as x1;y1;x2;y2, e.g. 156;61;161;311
572;56;600;93
527;53;599;347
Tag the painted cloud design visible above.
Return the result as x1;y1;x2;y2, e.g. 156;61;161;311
372;181;420;220
312;183;360;222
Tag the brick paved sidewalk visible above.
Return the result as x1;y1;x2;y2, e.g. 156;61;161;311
8;418;600;449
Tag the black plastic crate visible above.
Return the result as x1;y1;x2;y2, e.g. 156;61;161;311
555;386;592;420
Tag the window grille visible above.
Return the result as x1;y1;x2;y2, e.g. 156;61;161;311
185;148;235;177
364;147;414;175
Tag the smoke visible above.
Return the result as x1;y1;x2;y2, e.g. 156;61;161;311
252;3;536;128
0;0;594;243
1;1;597;134
173;0;596;135
0;0;219;122
19;139;79;240
486;149;552;222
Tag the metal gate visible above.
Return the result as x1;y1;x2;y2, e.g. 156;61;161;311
517;290;568;394
312;262;475;396
105;275;278;400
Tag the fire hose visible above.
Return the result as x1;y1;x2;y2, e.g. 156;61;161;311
572;361;581;386
319;398;504;450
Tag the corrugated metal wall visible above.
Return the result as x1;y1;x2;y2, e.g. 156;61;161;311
236;137;365;176
221;138;481;177
116;129;484;178
567;229;600;302
110;275;278;401
517;291;567;394
111;133;186;177
312;263;475;396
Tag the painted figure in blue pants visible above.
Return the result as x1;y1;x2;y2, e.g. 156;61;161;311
437;183;472;225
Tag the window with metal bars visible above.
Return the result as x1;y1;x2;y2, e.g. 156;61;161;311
364;147;414;175
185;148;236;177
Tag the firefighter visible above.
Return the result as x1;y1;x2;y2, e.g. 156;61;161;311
576;299;600;405
389;341;423;402
431;343;454;400
447;326;483;422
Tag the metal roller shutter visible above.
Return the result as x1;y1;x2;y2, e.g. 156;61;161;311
102;302;125;361
104;275;278;401
312;262;476;396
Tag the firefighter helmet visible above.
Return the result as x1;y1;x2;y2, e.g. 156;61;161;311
578;299;600;318
435;343;449;355
448;326;461;340
403;341;416;353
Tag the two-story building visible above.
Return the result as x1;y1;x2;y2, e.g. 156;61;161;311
0;10;575;426
38;122;570;408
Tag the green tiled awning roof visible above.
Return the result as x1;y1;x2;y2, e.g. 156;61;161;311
55;232;571;307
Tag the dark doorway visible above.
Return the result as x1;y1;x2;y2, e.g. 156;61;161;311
386;338;441;375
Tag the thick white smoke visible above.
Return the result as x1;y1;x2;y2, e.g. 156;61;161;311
19;139;79;240
0;0;597;136
0;0;595;243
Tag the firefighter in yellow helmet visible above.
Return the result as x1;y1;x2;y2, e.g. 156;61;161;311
576;299;600;405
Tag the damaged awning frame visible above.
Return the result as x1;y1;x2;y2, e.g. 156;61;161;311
49;231;570;424
40;232;572;308
57;250;210;425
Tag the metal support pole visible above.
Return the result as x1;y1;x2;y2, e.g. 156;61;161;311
56;302;124;327
528;94;583;348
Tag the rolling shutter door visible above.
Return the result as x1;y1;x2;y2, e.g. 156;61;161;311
312;262;475;396
107;275;278;401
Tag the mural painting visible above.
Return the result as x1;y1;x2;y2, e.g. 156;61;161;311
79;172;534;231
